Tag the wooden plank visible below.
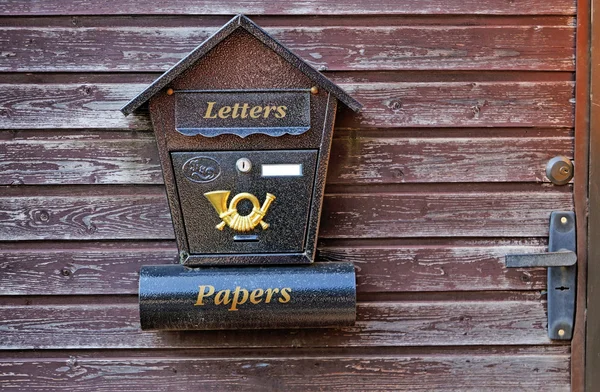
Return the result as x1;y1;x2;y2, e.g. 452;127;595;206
0;26;575;72
337;81;575;129
0;242;547;295
0;133;163;186
0;299;554;349
319;189;573;238
0;187;572;241
574;0;593;391
328;134;573;184
0;81;575;130
0;0;576;16
0;352;570;391
0;188;174;241
584;1;600;391
0;132;573;185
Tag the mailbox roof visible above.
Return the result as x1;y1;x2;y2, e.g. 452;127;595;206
121;15;362;116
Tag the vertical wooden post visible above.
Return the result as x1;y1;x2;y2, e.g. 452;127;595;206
585;0;600;390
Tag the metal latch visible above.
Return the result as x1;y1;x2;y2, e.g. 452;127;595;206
505;211;576;340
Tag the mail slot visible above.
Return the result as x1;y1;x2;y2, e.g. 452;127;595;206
122;15;362;329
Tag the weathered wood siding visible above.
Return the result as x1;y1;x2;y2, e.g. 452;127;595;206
0;2;577;391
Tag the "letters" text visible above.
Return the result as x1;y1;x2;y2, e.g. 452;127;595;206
203;102;287;119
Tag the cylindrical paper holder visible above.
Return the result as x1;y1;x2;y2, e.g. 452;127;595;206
139;262;356;330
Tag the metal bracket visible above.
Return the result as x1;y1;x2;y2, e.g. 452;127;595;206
505;211;576;340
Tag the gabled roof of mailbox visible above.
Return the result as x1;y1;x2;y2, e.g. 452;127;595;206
121;14;362;116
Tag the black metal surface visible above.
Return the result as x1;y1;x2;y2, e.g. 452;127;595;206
505;250;577;267
505;211;576;340
171;150;318;256
547;212;577;340
175;90;311;137
120;14;362;115
139;262;356;330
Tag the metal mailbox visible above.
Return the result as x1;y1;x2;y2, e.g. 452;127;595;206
122;15;362;330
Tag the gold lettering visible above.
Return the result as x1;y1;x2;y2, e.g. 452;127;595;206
275;106;287;119
231;103;241;119
194;285;215;306
218;106;232;118
215;289;231;305
204;102;218;119
240;103;250;118
264;288;279;303
278;288;292;303
262;105;276;118
195;285;292;307
229;286;249;311
249;106;263;119
250;288;264;304
203;102;289;120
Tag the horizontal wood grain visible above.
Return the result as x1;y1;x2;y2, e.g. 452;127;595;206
0;0;576;16
319;190;572;238
0;351;570;391
0;132;573;185
0;243;546;295
0;133;163;185
0;26;575;72
0;3;578;389
0;187;572;241
328;134;573;184
0;188;174;241
0;81;575;130
0;298;553;349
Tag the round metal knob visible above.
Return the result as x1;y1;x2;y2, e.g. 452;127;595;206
546;156;573;185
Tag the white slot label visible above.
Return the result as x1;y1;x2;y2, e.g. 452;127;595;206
261;164;303;177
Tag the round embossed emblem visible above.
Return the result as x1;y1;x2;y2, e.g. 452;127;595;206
182;157;221;183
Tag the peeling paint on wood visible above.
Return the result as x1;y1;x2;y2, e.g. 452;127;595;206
0;299;555;349
0;25;575;72
0;353;570;391
0;243;547;295
0;81;575;129
0;0;577;16
0;4;580;389
0;132;573;185
0;188;572;240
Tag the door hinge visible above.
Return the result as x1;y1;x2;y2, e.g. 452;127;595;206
505;211;576;340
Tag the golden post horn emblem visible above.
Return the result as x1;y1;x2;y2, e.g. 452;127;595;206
204;191;276;232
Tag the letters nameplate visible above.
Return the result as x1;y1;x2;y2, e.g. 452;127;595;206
175;90;311;138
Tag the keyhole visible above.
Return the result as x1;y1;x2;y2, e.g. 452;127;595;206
555;286;570;291
236;158;252;173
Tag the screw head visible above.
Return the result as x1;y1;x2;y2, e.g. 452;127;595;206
561;217;568;224
310;86;319;95
558;329;565;337
166;88;174;96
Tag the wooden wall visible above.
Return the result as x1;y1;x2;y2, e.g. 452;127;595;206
0;2;577;391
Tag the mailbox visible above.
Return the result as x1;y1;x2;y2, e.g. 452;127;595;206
122;15;362;330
